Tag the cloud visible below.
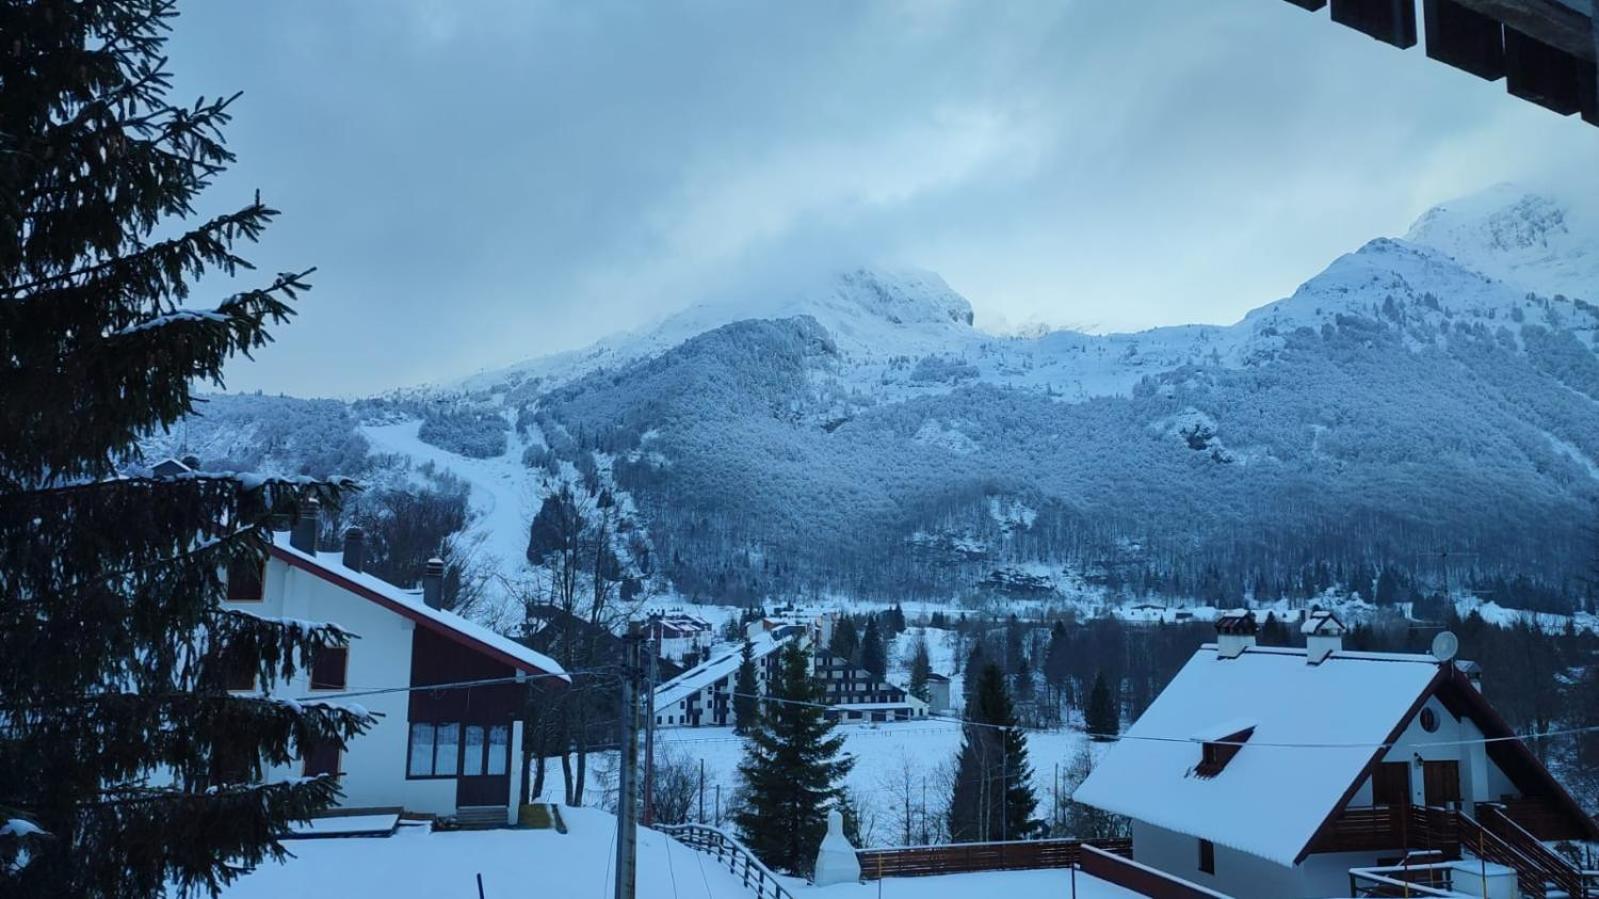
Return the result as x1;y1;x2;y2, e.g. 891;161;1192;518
162;0;1599;396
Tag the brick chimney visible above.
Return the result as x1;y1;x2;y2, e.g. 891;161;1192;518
1215;609;1258;659
342;526;366;573
422;557;446;610
290;498;320;553
1301;610;1347;664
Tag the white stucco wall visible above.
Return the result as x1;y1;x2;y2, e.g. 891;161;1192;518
1132;820;1384;899
228;558;453;817
1375;694;1514;815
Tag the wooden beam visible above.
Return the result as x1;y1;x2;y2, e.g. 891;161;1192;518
1506;25;1587;113
1331;0;1422;47
1448;0;1596;61
1424;0;1509;80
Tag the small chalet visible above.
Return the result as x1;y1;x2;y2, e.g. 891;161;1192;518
224;506;567;827
1075;610;1598;899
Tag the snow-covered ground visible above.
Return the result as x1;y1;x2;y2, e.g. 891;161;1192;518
211;806;1140;899
538;720;1093;848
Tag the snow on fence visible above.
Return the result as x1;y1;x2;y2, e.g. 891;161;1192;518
855;836;1132;879
658;824;796;899
1078;844;1233;899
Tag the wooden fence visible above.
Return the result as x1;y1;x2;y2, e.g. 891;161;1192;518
855;837;1132;880
1079;844;1233;899
657;824;796;899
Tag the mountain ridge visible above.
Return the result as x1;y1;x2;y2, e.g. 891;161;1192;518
146;183;1599;616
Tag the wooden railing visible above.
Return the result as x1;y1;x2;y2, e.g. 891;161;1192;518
1475;805;1586;899
658;824;796;899
1347;861;1462;898
1078;844;1232;899
855;836;1131;879
1310;804;1459;855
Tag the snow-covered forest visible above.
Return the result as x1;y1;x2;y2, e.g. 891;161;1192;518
143;185;1599;623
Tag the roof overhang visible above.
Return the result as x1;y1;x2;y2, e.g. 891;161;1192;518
1295;663;1597;862
1278;0;1598;127
268;545;568;684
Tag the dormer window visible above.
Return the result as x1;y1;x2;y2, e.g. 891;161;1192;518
1193;720;1257;778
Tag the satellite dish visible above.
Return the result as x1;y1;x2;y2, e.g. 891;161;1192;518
1431;631;1459;663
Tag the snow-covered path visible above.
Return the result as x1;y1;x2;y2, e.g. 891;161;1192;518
361;418;535;585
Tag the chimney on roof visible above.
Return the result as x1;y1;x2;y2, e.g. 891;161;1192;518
1456;660;1483;692
290;498;320;553
1215;609;1258;659
422;557;446;610
1302;610;1347;664
342;526;366;573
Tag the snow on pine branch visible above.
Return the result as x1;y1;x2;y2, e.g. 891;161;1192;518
224;607;358;642
111;308;231;336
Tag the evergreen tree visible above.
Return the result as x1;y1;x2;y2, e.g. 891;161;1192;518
0;3;371;894
962;639;988;710
1043;622;1071;685
732;640;760;734
860;617;886;682
734;642;853;874
828;615;859;663
887;603;906;635
908;635;933;703
1085;671;1119;741
947;663;1038;842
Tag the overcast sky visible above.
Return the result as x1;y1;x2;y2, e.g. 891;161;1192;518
166;0;1599;397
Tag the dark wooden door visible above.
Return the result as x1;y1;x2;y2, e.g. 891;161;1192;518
1373;762;1412;806
1423;760;1462;806
456;723;512;807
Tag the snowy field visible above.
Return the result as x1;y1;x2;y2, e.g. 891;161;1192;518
210;806;1140;899
539;720;1093;847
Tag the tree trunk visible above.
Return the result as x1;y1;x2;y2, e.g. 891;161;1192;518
561;752;575;807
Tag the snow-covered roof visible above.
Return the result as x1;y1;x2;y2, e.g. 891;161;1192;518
1301;610;1348;636
1073;644;1442;867
654;634;786;708
268;534;567;681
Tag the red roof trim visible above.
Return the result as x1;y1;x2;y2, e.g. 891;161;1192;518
268;546;560;679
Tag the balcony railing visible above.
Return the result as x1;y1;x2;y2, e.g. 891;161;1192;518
1310;804;1459;855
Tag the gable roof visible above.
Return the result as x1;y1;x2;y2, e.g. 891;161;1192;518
267;534;567;682
1072;644;1442;866
1075;643;1598;867
654;634;786;709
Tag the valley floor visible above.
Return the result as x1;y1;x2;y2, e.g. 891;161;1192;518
537;721;1094;847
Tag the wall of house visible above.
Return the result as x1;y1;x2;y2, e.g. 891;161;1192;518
1131;821;1380;899
230;558;450;817
1376;694;1515;814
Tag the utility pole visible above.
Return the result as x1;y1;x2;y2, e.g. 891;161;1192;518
643;640;658;827
614;622;642;899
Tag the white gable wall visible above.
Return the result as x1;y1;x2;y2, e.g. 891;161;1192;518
228;558;497;818
1372;695;1513;814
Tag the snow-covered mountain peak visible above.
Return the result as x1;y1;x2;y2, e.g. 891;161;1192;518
1404;183;1596;301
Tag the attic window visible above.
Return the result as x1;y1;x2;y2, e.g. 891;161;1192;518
1193;720;1257;778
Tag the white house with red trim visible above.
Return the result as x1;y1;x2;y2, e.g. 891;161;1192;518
223;508;566;827
1074;610;1598;899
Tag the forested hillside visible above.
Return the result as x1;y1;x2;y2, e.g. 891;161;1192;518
143;184;1599;618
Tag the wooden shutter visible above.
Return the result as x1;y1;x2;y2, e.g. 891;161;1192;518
1373;762;1412;805
310;646;349;691
302;739;339;777
1423;760;1462;805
